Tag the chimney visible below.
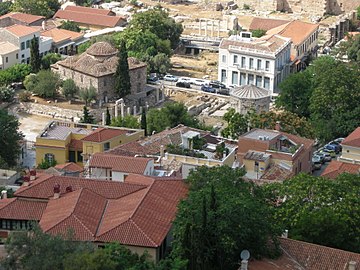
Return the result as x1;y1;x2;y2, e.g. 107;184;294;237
53;184;61;199
1;190;7;199
240;260;248;270
41;20;46;31
65;186;73;193
349;261;357;270
160;145;165;158
275;121;281;131
29;169;36;181
282;229;289;238
23;176;30;186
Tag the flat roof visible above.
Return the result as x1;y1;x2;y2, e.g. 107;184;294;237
242;129;279;141
40;125;92;140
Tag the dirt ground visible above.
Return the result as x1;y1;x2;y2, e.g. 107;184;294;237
29;95;85;110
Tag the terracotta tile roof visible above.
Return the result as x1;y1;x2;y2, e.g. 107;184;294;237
0;12;44;24
5;24;38;37
54;162;84;173
0;41;19;55
53;10;125;28
321;160;360;179
65;5;114;16
0;198;47;220
267;20;319;46
278;238;360;270
15;174;147;199
260;164;293;182
89;153;152;174
41;28;83;44
342;127;360;147
68;139;83;151
249;17;290;31
81;128;129;143
220;34;291;54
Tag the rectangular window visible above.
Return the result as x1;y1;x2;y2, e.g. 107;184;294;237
222;55;226;63
5;57;8;63
26;40;30;49
21;42;25;50
249;58;254;69
240;73;246;85
233;55;238;65
264;77;270;89
256;76;262;87
265;61;270;71
248;74;254;85
16;54;18;59
103;142;110;151
69;151;76;162
77;151;83;162
231;71;238;85
257;59;261;70
241;57;246;68
221;69;227;83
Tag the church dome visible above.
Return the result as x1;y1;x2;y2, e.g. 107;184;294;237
86;42;117;57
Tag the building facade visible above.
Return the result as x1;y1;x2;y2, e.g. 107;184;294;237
0;41;19;70
218;32;291;95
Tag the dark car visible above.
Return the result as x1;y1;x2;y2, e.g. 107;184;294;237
325;144;340;154
209;80;226;89
147;76;160;84
201;85;216;93
176;81;191;88
329;141;342;152
217;88;230;95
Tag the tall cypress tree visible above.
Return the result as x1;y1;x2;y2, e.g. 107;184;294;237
30;35;41;73
80;106;95;124
105;107;111;125
114;39;131;98
140;107;147;136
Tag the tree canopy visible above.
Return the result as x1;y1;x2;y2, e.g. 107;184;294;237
11;0;60;18
24;70;61;99
0;2;13;16
0;64;31;87
79;86;97;106
171;166;280;270
80;106;95;124
59;21;81;32
41;53;61;70
114;39;131;98
0;109;23;168
62;79;79;100
111;115;140;129
30;36;41;73
263;173;360;253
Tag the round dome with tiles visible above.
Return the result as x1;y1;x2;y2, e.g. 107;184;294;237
86;42;117;57
231;85;270;100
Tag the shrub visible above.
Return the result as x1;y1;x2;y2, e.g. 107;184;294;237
18;91;32;102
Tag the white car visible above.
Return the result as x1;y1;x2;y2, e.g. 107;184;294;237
163;74;178;82
178;77;192;83
192;79;208;86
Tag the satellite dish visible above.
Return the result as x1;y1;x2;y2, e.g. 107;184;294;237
240;249;250;260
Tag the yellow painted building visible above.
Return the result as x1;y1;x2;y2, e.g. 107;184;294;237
35;121;144;167
339;127;360;164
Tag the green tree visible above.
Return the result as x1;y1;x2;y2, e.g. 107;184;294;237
309;56;360;142
111;115;140;129
0;109;23;168
24;70;61;99
12;0;60;18
0;64;31;86
79;86;97;106
172;166;280;270
0;2;13;16
78;41;91;54
30;36;41;73
59;21;81;32
141;107;147;136
150;53;171;74
221;108;249;139
62;79;79;100
41;53;61;69
357;5;360;19
105;107;111;125
264;173;360;253
347;34;360;62
114;39;131;98
251;29;266;38
0;87;15;102
275;71;312;118
80;106;95;124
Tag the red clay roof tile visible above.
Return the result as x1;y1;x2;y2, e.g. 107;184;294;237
249;17;290;31
0;198;47;220
55;162;84;173
342;127;360;147
321;160;360;179
81;128;129;143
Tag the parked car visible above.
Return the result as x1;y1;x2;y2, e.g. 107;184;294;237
209;80;226;89
321;148;336;158
317;150;332;162
201;85;216;93
324;144;340;154
334;137;344;143
178;77;192;83
329;141;342;152
312;156;322;170
176;81;191;88
147;76;160;84
217;88;230;96
192;79;208;86
163;74;178;82
313;153;325;164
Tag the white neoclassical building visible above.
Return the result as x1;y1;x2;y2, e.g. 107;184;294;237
218;32;292;96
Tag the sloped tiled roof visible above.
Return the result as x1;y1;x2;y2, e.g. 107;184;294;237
89;153;152;174
68;139;83;151
81;128;129;143
321;160;360;179
41;28;83;44
342;127;360;147
55;162;84;173
0;198;47;220
65;5;114;16
260;164;293;182
0;12;44;24
231;85;270;99
249;17;290;31
0;41;19;55
5;24;38;37
53;9;124;28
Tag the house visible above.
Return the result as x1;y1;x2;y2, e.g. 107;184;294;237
266;20;319;72
52;42;147;102
218;32;291;95
0;24;52;66
249;17;290;32
41;28;88;56
87;153;154;181
0;12;45;28
339;127;360;164
321;160;360;179
249;237;360;270
238;127;314;181
35;121;144;167
53;6;126;31
0;41;19;70
0;173;188;262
